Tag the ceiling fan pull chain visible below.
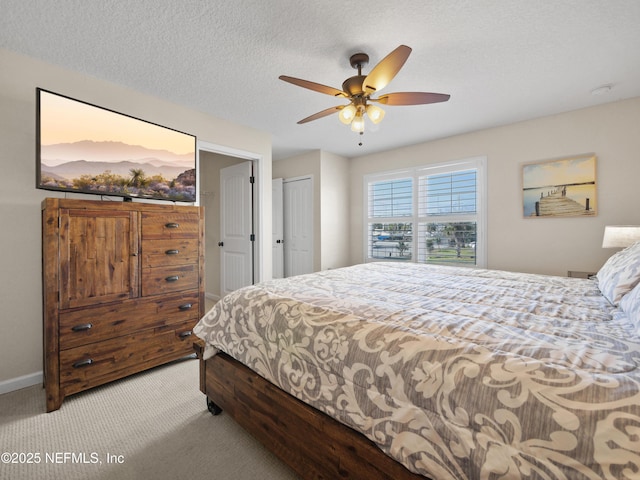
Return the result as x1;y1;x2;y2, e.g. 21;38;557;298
358;131;364;147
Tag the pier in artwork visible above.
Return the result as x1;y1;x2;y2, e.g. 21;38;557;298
532;188;594;217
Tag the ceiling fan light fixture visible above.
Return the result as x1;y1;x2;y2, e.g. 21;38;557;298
366;104;385;124
339;104;357;124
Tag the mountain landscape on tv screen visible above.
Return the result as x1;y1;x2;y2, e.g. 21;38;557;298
40;140;196;202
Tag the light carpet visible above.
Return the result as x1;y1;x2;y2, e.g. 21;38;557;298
0;357;299;480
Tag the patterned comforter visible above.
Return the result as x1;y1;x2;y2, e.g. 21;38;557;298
193;262;640;479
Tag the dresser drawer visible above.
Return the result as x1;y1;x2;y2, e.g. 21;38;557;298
141;238;199;268
142;212;199;239
59;291;199;350
142;264;199;296
59;319;197;395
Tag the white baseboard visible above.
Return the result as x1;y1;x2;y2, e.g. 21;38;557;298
0;371;43;395
205;292;221;302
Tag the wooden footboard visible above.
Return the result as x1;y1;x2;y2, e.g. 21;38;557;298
195;344;426;480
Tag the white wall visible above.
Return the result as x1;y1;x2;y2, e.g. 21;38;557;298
0;48;272;389
349;97;640;275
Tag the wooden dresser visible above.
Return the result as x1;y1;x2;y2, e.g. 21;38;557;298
42;198;204;412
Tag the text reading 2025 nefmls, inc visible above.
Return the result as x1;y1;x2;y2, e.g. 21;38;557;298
1;451;125;464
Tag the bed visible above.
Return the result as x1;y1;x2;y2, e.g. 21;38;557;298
194;251;640;479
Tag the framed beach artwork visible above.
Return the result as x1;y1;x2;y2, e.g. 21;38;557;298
522;154;597;218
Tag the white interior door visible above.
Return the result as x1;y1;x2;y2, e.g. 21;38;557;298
284;177;313;277
220;161;253;294
272;178;284;279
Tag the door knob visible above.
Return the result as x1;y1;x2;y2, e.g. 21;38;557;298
218;242;224;247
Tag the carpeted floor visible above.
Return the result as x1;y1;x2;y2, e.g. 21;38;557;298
0;357;299;480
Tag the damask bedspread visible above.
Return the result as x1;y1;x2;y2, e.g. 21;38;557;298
193;262;640;479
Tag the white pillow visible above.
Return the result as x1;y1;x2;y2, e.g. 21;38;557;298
597;241;640;306
619;282;640;333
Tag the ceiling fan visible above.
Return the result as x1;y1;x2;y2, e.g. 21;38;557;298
279;45;450;135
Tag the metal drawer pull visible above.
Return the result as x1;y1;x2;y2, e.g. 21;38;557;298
178;303;193;311
165;222;179;229
178;331;192;338
165;249;179;255
72;359;93;368
71;323;93;332
165;275;180;282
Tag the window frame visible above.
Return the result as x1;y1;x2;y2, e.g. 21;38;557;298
363;156;487;268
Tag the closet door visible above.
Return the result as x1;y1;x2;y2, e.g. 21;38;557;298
283;176;313;277
59;208;139;310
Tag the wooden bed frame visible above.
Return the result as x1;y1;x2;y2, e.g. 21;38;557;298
195;344;427;480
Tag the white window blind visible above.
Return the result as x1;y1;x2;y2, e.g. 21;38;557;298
367;176;413;261
364;157;486;267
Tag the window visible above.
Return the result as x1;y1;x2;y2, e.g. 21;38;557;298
364;157;487;267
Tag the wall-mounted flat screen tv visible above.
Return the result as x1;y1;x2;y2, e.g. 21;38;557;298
36;88;197;203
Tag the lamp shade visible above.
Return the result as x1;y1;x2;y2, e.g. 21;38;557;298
602;225;640;248
366;104;385;124
350;112;365;133
338;105;356;125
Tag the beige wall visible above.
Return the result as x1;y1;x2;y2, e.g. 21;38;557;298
319;151;350;270
349;97;640;275
0;48;272;389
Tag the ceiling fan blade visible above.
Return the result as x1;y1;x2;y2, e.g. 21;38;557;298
279;75;348;98
297;105;344;124
362;45;412;96
375;92;451;106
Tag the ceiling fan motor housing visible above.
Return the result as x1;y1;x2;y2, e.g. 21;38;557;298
342;75;367;97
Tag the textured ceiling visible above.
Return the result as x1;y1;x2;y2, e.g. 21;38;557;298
2;0;640;160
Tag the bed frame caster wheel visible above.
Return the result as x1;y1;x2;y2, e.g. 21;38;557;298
207;398;222;415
